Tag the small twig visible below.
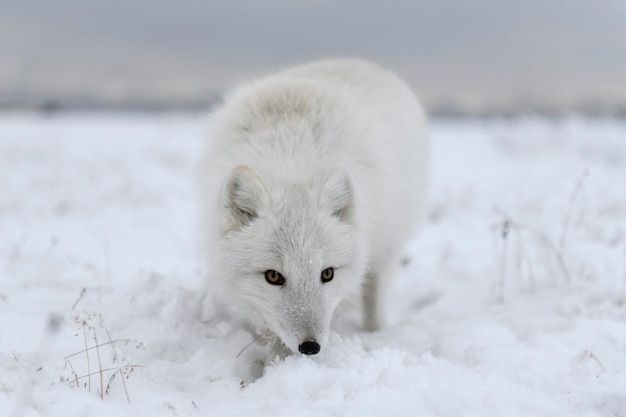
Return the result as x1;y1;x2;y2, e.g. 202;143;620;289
106;328;131;404
64;338;136;359
236;330;270;359
493;206;571;294
559;170;588;254
93;328;104;399
72;288;86;311
106;370;117;396
511;219;571;283
512;227;535;292
82;322;91;393
164;402;179;417
496;219;510;302
64;360;80;387
587;351;606;372
71;365;143;381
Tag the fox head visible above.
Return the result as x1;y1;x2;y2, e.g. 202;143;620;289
217;164;366;355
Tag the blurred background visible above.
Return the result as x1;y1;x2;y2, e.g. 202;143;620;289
2;0;626;116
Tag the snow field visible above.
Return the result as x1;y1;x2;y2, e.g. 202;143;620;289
1;113;625;416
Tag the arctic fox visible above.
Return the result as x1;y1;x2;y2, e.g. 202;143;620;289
200;59;428;359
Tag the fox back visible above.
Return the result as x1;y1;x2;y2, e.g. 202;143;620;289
200;59;428;355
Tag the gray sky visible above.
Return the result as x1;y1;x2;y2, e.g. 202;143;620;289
2;0;626;113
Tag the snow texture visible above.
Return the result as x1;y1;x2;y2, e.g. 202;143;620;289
1;113;625;417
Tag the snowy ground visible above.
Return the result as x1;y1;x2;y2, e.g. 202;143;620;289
1;113;625;417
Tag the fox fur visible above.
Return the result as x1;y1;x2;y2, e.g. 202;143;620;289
200;59;428;360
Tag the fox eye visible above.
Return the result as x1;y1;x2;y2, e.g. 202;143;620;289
265;270;285;286
320;267;334;283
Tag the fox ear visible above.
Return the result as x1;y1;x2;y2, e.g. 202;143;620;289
320;167;354;223
222;165;268;228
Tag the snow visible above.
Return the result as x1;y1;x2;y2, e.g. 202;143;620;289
1;113;625;417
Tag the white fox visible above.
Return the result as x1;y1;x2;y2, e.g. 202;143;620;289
200;59;428;361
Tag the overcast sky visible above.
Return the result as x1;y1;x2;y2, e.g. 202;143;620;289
2;0;626;112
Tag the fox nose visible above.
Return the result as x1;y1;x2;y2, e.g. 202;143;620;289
298;340;321;355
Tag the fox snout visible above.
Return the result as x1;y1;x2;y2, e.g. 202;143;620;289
279;306;330;356
298;340;321;355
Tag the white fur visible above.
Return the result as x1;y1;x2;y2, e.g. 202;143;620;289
199;59;428;357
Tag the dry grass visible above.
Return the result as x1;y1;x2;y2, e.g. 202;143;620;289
491;179;588;301
61;312;144;404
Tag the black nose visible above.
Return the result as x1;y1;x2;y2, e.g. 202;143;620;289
298;340;321;355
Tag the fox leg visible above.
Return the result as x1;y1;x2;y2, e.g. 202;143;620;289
363;255;402;331
362;271;384;331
